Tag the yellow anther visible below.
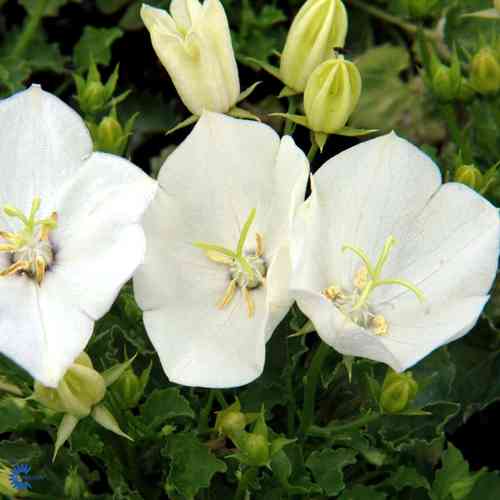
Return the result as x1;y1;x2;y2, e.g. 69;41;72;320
256;232;264;258
242;287;255;318
0;260;30;277
39;212;58;241
323;285;343;301
371;315;388;336
35;256;46;286
217;280;237;309
353;265;369;290
0;244;16;252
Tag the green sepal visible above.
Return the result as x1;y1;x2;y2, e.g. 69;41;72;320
53;413;79;462
166;114;199;136
334;126;378;137
313;131;328;152
237;81;261;103
278;86;300;98
101;353;137;387
228;106;261;122
244;57;282;80
462;9;499;19
91;403;133;441
269;112;308;127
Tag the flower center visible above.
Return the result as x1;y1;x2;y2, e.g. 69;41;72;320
0;197;57;285
323;236;424;336
194;209;267;318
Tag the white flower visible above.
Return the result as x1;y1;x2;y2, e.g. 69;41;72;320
141;0;240;115
133;112;309;388
0;85;157;387
290;132;500;372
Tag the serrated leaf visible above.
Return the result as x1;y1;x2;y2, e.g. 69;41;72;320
0;398;35;433
73;27;124;69
339;485;388;500
140;388;194;428
468;471;500;499
271;449;321;495
381;466;431;493
306;448;358;496
431;443;486;500
163;432;226;498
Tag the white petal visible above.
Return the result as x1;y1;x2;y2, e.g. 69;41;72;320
50;152;157;320
374;182;500;307
0;85;92;221
141;3;178;37
135;113;307;387
310;132;442;290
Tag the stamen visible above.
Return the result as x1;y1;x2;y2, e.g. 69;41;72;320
242;287;255;318
0;260;30;277
256;232;264;257
217;280;237;309
35;256;46;286
353;265;369;290
323;285;342;301
371;315;388;336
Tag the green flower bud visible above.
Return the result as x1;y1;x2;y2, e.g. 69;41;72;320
34;352;106;418
111;362;150;409
280;0;348;92
496;0;500;14
80;81;107;114
432;66;461;101
236;432;270;467
217;410;247;436
304;56;362;133
380;369;418;414
88;109;136;156
405;0;439;18
470;47;500;95
454;165;484;190
64;468;87;499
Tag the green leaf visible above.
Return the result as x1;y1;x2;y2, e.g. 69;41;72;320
381;466;431;493
431;443;486;500
73;27;124;70
140;388;194;428
468;471;500;499
0;397;35;433
339;485;388;500
19;0;80;16
163;432;227;499
306;448;358;496
271;449;321;495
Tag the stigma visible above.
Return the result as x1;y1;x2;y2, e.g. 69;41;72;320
0;197;57;285
194;209;267;318
322;235;424;336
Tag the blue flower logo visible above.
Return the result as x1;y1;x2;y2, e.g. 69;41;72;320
9;463;32;490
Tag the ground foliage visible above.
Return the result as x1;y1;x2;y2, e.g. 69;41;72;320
1;0;500;498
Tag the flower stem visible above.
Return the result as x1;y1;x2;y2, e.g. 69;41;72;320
12;0;49;59
300;341;331;434
439;103;462;146
284;96;297;136
214;389;228;409
347;0;439;40
307;412;382;438
307;143;319;163
198;390;216;434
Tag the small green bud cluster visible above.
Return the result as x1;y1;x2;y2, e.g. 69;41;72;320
404;0;440;18
379;369;418;414
74;60;130;116
87;108;138;156
216;403;294;468
453;162;499;195
111;362;151;410
470;47;500;95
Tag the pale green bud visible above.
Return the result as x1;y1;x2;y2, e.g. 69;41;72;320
64;468;88;499
470;47;500;95
405;0;439;18
280;0;348;92
111;362;150;410
34;352;106;418
454;165;484;190
95;116;124;154
304;56;362;133
215;408;247;437
380;369;418;414
495;0;500;14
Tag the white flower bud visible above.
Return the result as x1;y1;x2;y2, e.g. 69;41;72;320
141;0;240;115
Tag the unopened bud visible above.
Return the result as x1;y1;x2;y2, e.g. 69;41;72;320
432;66;461;101
380;369;418;414
454;165;484;190
470;47;500;95
64;467;87;499
280;0;348;92
34;352;106;418
304;56;362;133
405;0;440;18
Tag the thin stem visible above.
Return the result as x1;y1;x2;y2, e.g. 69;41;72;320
286;337;297;436
347;0;440;40
307;143;319;163
440;103;462;146
198;390;216;434
307;412;382;438
12;0;50;59
284;96;297;136
214;389;228;409
300;341;331;434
